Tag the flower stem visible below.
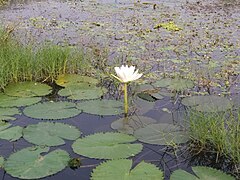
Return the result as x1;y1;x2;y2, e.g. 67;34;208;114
124;83;128;117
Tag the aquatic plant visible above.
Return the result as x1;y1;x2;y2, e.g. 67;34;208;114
0;27;96;89
187;108;240;165
112;65;142;116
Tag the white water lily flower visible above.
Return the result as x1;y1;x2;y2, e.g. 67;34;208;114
112;65;142;83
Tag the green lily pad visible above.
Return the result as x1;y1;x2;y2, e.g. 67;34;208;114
134;123;189;146
0;93;41;107
111;116;157;134
137;92;157;102
4;82;52;97
133;97;155;115
77;99;123;116
56;74;99;87
23;122;81;146
23;101;81;120
0;125;23;141
91;159;163;180
4;146;70;179
0;107;21;121
134;84;156;92
168;78;194;91
152;78;194;91
58;84;107;100
151;93;164;100
170;166;235;180
0;156;4;168
182;95;232;112
0;120;11;131
152;78;172;88
72;132;143;159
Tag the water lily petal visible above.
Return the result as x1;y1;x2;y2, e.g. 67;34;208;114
115;67;123;80
113;65;142;83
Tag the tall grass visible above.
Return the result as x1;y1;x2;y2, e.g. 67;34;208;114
187;108;240;164
0;28;96;89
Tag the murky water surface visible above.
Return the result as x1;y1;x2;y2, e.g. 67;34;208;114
0;0;239;179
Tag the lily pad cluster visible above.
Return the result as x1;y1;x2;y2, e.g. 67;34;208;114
56;74;107;100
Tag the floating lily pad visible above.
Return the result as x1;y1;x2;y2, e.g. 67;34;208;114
0;124;23;141
91;159;163;180
77;99;123;116
0;107;21;121
72;132;143;159
182;95;232;112
133;97;155;115
56;74;99;87
137;92;157;102
151;93;164;100
4;146;70;179
58;84;107;100
0;120;11;131
158;90;175;97
4;82;52;97
134;84;156;92
0;156;4;168
170;166;235;180
134;123;189;146
152;78;194;91
168;78;194;91
23;122;81;146
152;78;172;88
0;93;41;107
111;116;157;134
23;101;81;120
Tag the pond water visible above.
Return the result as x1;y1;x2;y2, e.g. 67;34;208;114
0;0;239;179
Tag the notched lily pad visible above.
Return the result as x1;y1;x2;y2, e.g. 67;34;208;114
23;122;81;146
132;97;155;115
111;116;157;134
23;101;81;120
4;82;52;97
77;99;123;116
134;123;189;146
152;78;194;91
137;92;158;102
4;146;70;179
58;84;107;100
182;95;232;112
0;93;41;107
0;107;21;121
72;132;143;159
56;74;99;87
170;166;235;180
0;124;23;141
91;159;163;180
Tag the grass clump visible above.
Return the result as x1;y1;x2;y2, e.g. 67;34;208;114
187;108;240;167
0;27;96;89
